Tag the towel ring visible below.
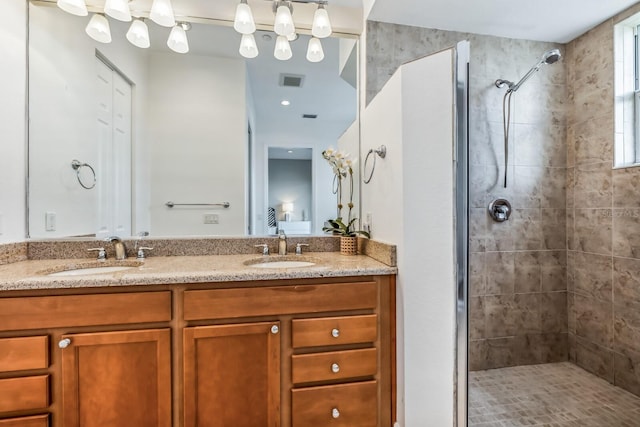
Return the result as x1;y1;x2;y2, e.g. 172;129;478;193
363;145;387;184
71;160;96;190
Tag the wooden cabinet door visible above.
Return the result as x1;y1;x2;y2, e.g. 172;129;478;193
60;329;171;427
184;322;280;427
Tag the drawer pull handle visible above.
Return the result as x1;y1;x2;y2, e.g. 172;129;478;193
332;408;340;419
331;363;340;373
271;325;279;334
59;338;71;349
331;328;340;338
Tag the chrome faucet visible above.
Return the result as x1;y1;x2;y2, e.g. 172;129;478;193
106;236;126;260
278;230;287;255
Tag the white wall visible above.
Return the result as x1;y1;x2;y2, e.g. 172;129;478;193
362;50;456;426
147;52;246;236
0;0;26;243
28;5;148;238
268;159;312;222
338;119;362;229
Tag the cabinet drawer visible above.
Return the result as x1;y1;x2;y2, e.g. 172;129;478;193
0;292;171;331
0;336;49;373
292;381;377;427
0;415;49;427
292;348;377;384
0;375;49;413
292;315;377;348
184;281;377;320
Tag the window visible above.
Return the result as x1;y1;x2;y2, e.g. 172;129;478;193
614;14;640;167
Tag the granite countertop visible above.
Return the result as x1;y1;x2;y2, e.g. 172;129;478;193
0;252;397;291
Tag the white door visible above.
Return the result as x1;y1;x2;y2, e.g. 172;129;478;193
96;57;132;238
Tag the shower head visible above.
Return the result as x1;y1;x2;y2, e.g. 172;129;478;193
542;48;561;65
495;48;562;93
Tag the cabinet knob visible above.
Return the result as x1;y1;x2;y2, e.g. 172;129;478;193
271;325;279;334
331;363;340;373
58;338;71;349
332;408;340;419
331;328;340;338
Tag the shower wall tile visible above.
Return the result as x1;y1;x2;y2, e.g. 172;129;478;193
513;208;543;250
514;124;567;167
574;162;613;208
614;350;640;396
613;209;640;258
469;252;487;295
541;292;568;333
485;252;515;295
514;251;541;293
540;333;569;363
613;257;640;305
613;302;640;355
613;167;640;208
469;208;488;253
573;208;612;255
573;115;614;165
485;295;518;337
470;297;486;340
575;293;613;348
575;336;615;383
541;251;567;292
514;293;541;334
573;87;614;126
572;252;613;302
566;125;576;168
542;209;567;250
566;167;575;209
566;209;575;251
568;292;576;334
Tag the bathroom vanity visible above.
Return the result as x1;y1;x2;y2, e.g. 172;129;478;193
0;252;396;427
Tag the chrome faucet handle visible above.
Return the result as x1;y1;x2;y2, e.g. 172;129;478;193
134;231;149;251
255;244;269;255
295;243;309;255
87;247;107;261
136;247;153;260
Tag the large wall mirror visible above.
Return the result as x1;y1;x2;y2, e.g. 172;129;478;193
27;0;360;239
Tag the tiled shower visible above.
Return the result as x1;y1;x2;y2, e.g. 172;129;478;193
367;0;640;408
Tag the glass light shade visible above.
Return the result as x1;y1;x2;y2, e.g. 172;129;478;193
274;35;292;61
104;0;131;22
126;19;150;49
85;14;112;44
286;32;298;41
233;3;256;35
306;37;324;62
311;6;332;38
167;25;189;54
239;34;258;59
57;0;88;16
150;0;176;27
274;5;295;36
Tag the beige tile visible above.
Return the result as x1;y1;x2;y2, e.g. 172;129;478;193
568;292;576;334
540;332;569;363
614;350;640;397
575;336;615;383
469;339;489;372
613;209;640;258
574;209;612;255
514;251;541;293
470;297;486;340
469;252;487;296
513;208;543;250
514;293;541;334
485;295;517;337
614;257;640;306
613;167;640;208
575;294;613;348
541;292;568;333
614;304;640;356
573;252;613;302
485;252;515;295
573;115;614;165
542;208;567;250
574;162;613;208
540;250;567;292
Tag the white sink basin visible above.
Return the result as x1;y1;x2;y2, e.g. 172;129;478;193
47;266;135;277
250;261;316;269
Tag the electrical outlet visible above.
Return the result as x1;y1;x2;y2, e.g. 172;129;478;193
203;214;219;224
45;211;56;232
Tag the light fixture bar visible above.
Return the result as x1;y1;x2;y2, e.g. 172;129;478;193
312;1;332;38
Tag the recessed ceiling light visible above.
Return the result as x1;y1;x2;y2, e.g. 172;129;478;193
281;100;290;106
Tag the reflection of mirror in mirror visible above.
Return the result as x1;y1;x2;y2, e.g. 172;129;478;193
27;1;359;239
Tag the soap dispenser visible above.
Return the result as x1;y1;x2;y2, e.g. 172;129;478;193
278;230;287;255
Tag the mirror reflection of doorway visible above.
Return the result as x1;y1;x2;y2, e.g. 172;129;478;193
267;147;312;235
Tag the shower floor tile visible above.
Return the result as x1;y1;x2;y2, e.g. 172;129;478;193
468;362;640;426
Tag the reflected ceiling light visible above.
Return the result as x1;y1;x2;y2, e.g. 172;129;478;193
286;32;298;42
234;0;256;35
126;19;150;49
104;0;132;22
57;0;88;16
167;22;190;54
274;35;292;60
239;33;259;59
281;100;291;106
150;0;176;28
312;2;332;38
274;1;295;37
85;13;112;44
306;37;324;62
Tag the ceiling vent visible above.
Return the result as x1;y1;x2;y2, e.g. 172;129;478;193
302;114;318;119
280;73;304;88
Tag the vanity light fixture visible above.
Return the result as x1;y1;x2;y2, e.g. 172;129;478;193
167;22;190;54
274;35;293;60
85;13;112;44
274;1;295;37
234;0;256;35
239;33;259;58
311;2;332;38
286;32;298;42
126;18;150;49
57;0;88;16
306;37;324;62
150;0;176;28
104;0;132;22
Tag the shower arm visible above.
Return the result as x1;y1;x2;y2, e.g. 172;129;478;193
508;62;543;93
